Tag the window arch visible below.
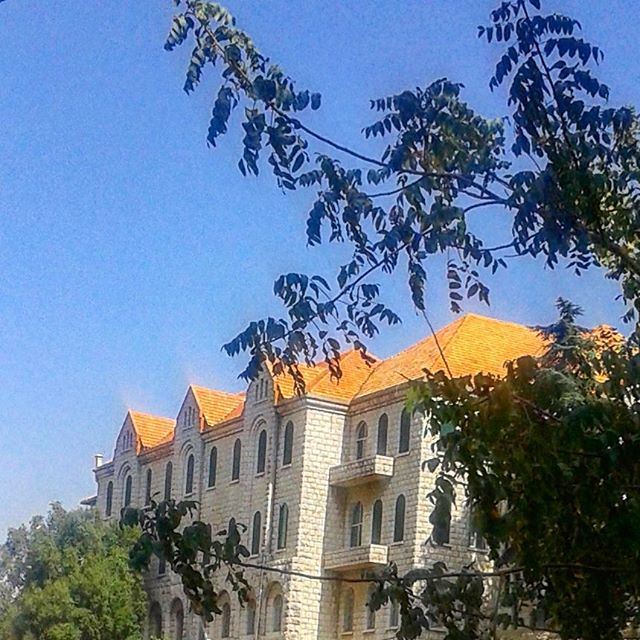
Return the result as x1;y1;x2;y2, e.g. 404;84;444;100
164;462;173;501
256;429;267;475
377;413;388;455
251;511;262;556
208;447;217;488
185;453;195;495
365;586;376;630
468;511;486;550
123;474;133;508
231;439;241;481
277;503;289;550
145;469;152;506
342;588;354;632
271;594;283;632
389;598;399;628
149;602;163;639
394;494;406;542
433;496;451;545
350;502;363;548
170;598;184;640
221;601;231;638
399;408;411;453
355;421;368;460
282;421;294;466
245;597;256;635
105;481;113;517
371;499;383;544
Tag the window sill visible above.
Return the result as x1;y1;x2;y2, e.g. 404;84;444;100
275;547;287;554
229;479;240;485
255;471;265;478
389;540;404;547
205;485;216;492
280;463;292;470
396;450;411;458
341;632;354;637
363;629;375;635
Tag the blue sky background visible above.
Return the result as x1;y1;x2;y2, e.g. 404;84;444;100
1;0;638;536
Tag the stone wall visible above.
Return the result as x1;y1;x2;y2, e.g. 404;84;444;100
94;371;484;639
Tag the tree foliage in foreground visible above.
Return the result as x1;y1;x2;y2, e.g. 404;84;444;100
165;0;639;384
126;1;640;639
0;504;146;640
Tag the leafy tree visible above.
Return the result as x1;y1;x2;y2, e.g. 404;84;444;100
0;503;146;640
127;1;640;639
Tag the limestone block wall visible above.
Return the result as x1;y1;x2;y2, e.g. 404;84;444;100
93;370;489;640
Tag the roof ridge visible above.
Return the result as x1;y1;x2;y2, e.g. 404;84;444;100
190;383;239;397
128;409;175;423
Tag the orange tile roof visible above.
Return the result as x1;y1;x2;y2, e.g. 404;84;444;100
129;411;175;451
190;385;245;427
123;314;554;453
273;350;378;403
355;313;548;397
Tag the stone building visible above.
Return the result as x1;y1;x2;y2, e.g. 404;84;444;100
92;313;546;639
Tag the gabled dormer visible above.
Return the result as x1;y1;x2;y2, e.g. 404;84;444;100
115;410;175;457
248;366;274;406
177;388;201;433
115;414;137;456
188;384;245;431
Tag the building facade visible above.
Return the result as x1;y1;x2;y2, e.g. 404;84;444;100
92;314;546;639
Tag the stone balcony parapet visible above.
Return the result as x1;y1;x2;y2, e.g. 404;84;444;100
324;544;389;572
328;455;394;488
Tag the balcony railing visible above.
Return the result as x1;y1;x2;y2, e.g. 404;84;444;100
324;544;389;572
328;455;394;488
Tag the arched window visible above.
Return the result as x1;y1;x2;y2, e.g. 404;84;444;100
433;496;451;545
171;598;184;640
468;513;486;551
256;429;267;475
145;469;152;505
377;413;388;455
124;475;133;508
245;598;256;635
342;588;354;632
389;599;399;628
371;499;383;544
251;511;262;556
272;594;283;632
221;601;231;638
105;481;113;517
365;586;376;630
355;421;368;460
164;462;173;501
282;421;294;466
231;439;241;481
149;602;163;639
394;494;406;542
350;502;363;548
208;447;217;488
185;453;195;495
277;503;289;550
158;557;166;576
399;408;411;453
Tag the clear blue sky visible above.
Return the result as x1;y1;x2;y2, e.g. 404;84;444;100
1;0;637;536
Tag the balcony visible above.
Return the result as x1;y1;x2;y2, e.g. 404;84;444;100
324;544;389;572
329;455;394;488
